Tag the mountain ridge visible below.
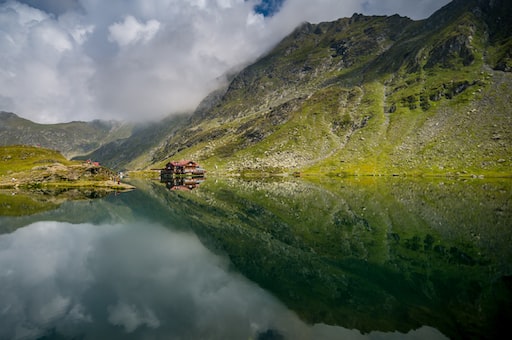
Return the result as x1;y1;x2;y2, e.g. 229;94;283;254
0;111;133;159
145;0;511;176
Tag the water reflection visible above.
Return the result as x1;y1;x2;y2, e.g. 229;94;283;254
163;176;205;191
0;220;445;340
0;221;286;339
159;176;512;339
0;188;110;218
1;177;510;339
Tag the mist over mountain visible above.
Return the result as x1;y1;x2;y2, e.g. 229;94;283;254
6;0;453;123
0;111;132;158
2;0;512;176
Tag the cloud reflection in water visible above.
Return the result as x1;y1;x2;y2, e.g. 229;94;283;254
0;221;446;339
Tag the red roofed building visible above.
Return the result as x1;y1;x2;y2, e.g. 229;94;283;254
161;160;206;179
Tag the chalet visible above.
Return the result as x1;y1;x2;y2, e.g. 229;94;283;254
85;159;100;166
160;160;206;181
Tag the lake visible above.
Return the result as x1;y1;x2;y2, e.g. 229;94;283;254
0;176;511;339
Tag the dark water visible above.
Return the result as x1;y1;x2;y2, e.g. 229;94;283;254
0;177;510;339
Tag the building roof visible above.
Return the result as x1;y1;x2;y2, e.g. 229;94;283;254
168;160;198;167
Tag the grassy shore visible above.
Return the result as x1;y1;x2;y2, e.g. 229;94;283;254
0;145;134;190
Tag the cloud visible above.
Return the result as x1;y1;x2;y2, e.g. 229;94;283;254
0;0;450;123
107;301;160;333
108;15;160;47
10;0;82;15
361;0;451;19
0;1;95;122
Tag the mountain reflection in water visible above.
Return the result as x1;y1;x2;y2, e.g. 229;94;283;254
0;176;510;339
0;220;444;340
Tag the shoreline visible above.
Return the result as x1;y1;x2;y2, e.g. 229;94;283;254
0;180;135;191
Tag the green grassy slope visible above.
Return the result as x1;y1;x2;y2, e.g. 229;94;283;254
0;145;75;173
147;0;511;177
0;145;132;190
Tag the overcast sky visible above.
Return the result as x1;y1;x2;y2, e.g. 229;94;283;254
0;0;451;123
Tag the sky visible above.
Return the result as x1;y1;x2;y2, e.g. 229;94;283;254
0;0;451;123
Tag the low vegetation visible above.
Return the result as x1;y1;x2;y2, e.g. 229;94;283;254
0;145;133;190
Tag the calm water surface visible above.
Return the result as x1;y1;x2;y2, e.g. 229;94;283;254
0;177;510;340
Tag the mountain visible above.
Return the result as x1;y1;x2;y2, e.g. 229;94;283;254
0;111;132;159
138;0;510;176
73;114;189;170
3;0;512;176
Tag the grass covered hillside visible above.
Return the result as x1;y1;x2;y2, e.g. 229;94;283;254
0;145;132;189
145;0;511;177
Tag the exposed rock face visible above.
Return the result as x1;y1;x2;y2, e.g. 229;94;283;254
424;34;476;69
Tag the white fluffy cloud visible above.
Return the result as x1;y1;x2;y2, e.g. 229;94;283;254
0;0;450;123
108;16;160;47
